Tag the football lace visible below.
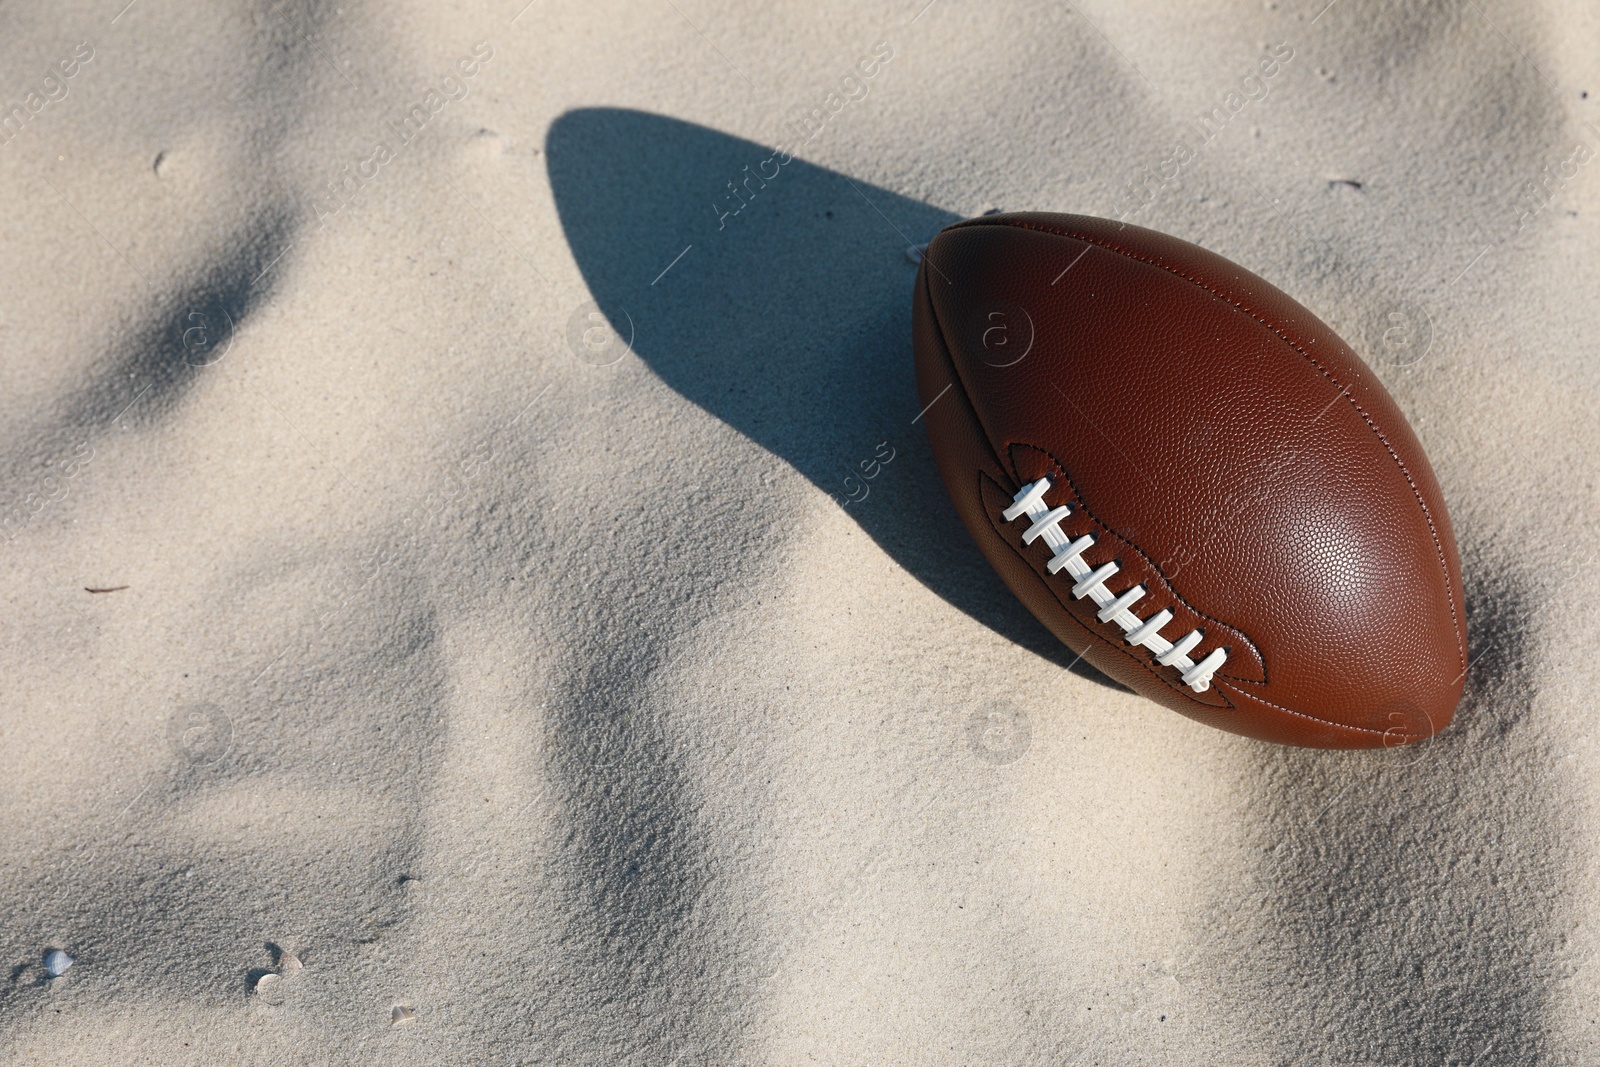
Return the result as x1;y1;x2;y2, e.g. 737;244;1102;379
1003;478;1227;692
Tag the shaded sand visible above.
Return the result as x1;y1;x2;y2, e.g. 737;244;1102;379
2;0;1598;1063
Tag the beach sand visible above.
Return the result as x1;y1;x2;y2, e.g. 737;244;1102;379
2;0;1598;1062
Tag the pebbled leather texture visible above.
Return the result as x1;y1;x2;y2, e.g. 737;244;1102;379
912;212;1466;748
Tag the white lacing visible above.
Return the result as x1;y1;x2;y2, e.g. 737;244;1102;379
1002;478;1227;692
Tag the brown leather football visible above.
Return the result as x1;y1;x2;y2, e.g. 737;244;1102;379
913;212;1466;748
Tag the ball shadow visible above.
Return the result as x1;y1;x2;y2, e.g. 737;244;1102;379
545;107;1125;690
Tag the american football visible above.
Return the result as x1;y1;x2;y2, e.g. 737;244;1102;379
913;212;1466;748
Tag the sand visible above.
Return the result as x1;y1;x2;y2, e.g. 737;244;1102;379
2;0;1598;1063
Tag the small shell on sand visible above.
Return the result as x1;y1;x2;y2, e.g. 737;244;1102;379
43;950;74;977
254;973;284;1003
390;1004;415;1026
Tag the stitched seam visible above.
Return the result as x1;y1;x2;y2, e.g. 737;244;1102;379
983;472;1236;709
1213;679;1407;740
919;259;1013;484
1012;445;1263;685
1223;671;1432;740
922;246;1019;480
987;217;1467;675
